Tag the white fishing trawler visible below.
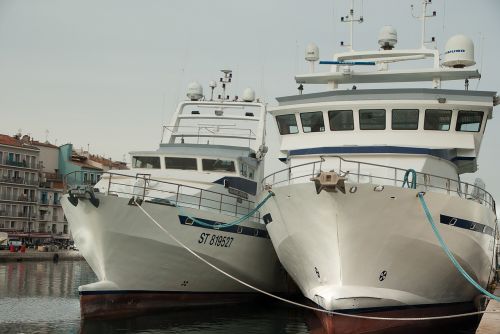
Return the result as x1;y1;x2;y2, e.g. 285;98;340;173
259;0;498;329
62;71;287;318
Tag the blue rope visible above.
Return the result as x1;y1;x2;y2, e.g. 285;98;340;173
417;192;500;301
176;191;275;229
402;169;417;189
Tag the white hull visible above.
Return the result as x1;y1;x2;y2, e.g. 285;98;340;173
261;182;497;311
62;194;287;297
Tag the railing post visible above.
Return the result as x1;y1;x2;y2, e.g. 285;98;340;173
446;179;450;195
219;194;223;213
198;190;202;209
357;163;360;183
235;200;238;217
107;173;112;194
394;169;397;187
175;185;180;205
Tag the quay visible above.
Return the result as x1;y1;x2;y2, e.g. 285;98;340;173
476;287;500;334
0;249;83;262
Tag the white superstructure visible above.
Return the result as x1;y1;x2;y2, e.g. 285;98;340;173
259;1;498;315
61;71;287;318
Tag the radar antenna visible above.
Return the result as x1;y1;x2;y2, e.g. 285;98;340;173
411;0;437;48
340;0;364;51
219;70;232;102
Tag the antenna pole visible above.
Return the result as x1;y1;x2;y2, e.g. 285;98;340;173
421;0;427;48
350;0;354;51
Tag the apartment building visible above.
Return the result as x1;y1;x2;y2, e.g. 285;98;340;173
0;134;40;240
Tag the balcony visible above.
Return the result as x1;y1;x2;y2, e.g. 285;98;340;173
0;176;38;186
0;195;37;203
1;159;40;170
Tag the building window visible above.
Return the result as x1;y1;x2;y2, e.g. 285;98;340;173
90;173;95;184
164;157;198;170
96;174;101;182
276;114;299;135
63;224;68;234
300;112;325;133
202;159;236;172
132;156;161;169
456;110;484;132
424;109;452;131
83;173;88;183
328;110;354;131
392;109;419;130
10;221;15;228
359;109;386;130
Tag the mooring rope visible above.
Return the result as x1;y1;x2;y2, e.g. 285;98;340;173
133;198;500;321
418;192;500;302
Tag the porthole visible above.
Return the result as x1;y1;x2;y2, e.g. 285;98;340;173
185;218;194;226
213;223;220;230
374;185;384;192
237;226;243;234
254;229;259;237
349;186;357;194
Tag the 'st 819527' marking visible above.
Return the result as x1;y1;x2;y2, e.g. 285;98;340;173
198;233;234;248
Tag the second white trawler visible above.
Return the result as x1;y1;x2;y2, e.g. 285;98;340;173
62;71;288;318
259;1;498;329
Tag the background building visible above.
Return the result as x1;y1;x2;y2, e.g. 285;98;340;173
0;134;126;246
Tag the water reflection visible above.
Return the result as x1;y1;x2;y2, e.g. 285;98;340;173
0;261;478;334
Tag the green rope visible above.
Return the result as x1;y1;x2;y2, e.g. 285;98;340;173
176;191;275;229
402;169;417;189
418;192;500;301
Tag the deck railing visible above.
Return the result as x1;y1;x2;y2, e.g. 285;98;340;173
64;171;260;223
262;155;496;212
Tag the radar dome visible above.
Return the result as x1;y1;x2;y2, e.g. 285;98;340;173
442;35;475;68
378;26;397;50
242;88;255;102
186;82;203;101
305;43;319;62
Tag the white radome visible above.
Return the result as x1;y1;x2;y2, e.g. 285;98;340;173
242;88;256;102
305;43;320;62
378;26;398;50
442;34;476;68
187;82;203;101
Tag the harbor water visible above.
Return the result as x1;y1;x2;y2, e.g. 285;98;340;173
0;260;479;334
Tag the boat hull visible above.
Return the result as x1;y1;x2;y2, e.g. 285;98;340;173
62;194;288;318
260;182;496;311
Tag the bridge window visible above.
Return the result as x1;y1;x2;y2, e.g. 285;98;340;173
456;111;483;132
300;111;325;133
165;157;198;170
424;109;452;131
392;109;419;130
328;110;354;131
359;109;386;130
202;159;236;172
132;156;161;169
276;114;298;135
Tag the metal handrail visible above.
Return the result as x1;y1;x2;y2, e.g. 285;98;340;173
64;171;260;222
262;155;496;212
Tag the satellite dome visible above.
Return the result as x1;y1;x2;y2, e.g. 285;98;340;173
186;82;203;101
378;26;397;50
305;43;320;62
442;35;475;68
242;88;255;102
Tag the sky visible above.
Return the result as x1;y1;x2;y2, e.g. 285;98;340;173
0;0;499;199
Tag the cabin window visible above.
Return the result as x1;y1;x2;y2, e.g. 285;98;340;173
328;110;354;131
424;109;452;131
164;157;198;170
132;156;161;169
456;111;483;132
300;112;325;133
392;109;419;130
359;109;386;130
276;114;298;135
202;159;236;172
